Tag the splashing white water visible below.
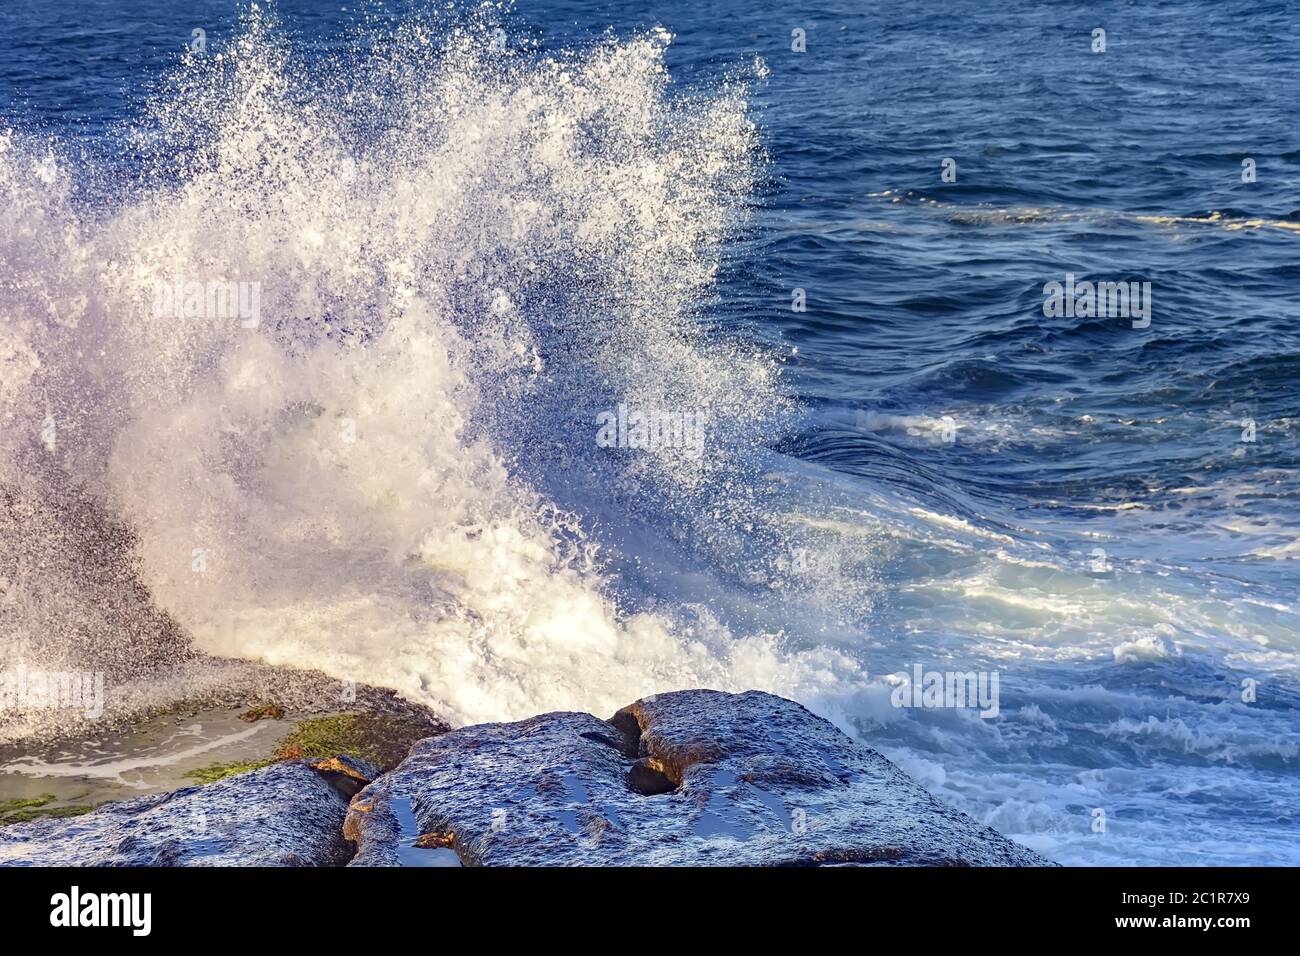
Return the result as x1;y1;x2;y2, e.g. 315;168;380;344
0;7;871;728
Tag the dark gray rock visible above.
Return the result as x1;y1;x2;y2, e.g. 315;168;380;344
0;757;375;866
345;689;1053;866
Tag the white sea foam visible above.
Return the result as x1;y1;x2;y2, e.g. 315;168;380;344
0;7;849;728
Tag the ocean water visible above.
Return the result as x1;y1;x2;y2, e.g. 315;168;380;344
1;0;1297;866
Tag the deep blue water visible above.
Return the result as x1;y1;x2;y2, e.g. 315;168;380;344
2;0;1297;866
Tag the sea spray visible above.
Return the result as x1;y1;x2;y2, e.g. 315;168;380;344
0;4;864;729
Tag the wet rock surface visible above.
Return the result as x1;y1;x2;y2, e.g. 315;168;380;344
0;653;451;748
0;683;448;820
346;689;1052;866
0;757;376;866
3;689;1052;866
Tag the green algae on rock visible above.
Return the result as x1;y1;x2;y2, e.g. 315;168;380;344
183;760;276;785
270;712;441;770
0;795;93;825
180;710;443;787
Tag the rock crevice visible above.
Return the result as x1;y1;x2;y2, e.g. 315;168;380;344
345;689;1053;867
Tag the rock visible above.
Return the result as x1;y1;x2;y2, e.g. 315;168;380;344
240;704;286;722
0;758;375;866
0;685;448;822
0;653;451;750
345;689;1053;866
271;711;446;770
309;755;379;800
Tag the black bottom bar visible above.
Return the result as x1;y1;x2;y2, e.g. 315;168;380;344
0;865;1283;940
